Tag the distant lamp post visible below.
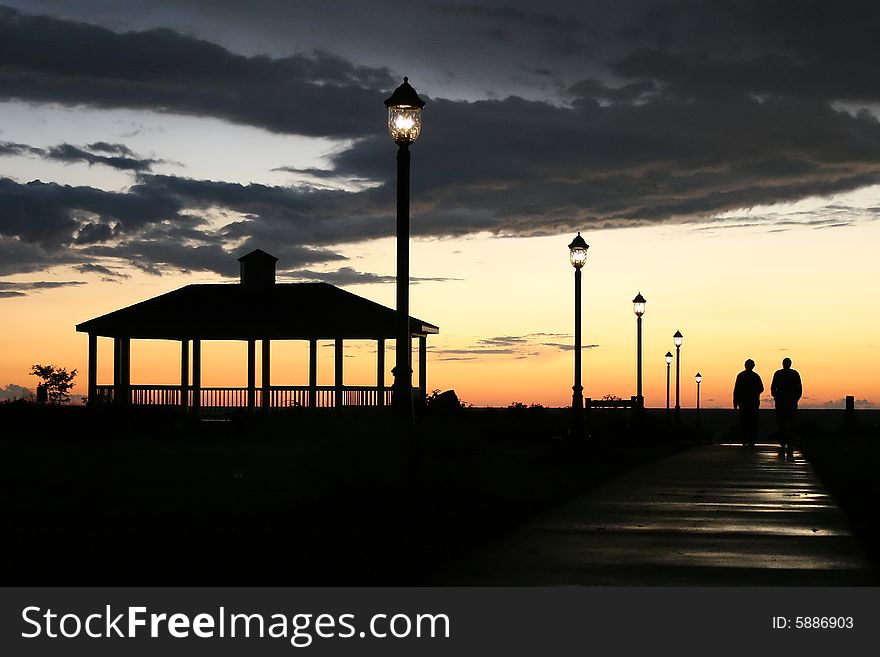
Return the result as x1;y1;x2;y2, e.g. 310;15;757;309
665;351;673;418
385;77;426;422
695;372;702;429
633;293;646;409
673;330;683;424
568;232;589;440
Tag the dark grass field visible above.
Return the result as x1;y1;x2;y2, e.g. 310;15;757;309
3;403;686;585
796;433;880;570
5;403;877;585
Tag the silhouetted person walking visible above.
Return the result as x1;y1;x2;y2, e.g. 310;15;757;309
771;357;802;452
733;359;763;446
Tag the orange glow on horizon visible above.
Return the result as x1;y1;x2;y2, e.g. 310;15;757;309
2;220;879;410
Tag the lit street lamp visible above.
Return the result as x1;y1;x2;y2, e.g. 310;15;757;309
673;330;683;424
633;293;646;409
665;351;673;418
384;77;425;422
695;372;702;429
568;232;589;440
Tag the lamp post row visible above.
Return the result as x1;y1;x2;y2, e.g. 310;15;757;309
385;78;701;427
564;230;704;437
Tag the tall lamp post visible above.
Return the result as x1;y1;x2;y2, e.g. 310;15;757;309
673;330;683;424
695;372;702;428
665;351;673;418
633;293;646;409
385;77;425;422
568;232;589;440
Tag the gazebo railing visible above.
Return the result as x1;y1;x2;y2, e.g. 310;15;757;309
94;384;394;409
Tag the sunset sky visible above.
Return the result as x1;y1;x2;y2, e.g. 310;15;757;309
1;0;879;408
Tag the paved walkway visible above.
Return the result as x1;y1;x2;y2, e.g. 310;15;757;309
447;444;875;585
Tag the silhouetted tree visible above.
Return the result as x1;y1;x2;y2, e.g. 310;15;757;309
30;364;77;404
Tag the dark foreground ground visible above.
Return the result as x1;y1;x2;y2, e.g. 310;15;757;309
4;404;682;584
445;443;877;585
3;403;877;585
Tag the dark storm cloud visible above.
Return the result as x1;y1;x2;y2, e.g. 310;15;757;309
45;143;160;171
477;333;573;349
2;1;880;277
0;280;87;290
272;167;344;179
611;1;880;103
477;336;530;347
432;347;520;357
0;237;84;275
542;343;600;352
0;176;346;276
87;142;137;156
284;267;396;286
567;79;657;104
271;166;377;189
284;267;459;286
73;263;131;279
85;238;344;278
0;279;87;298
435;3;594;60
0;141;43;157
0;6;394;138
0;176;185;247
430;333;583;360
323;94;880;237
439;4;584;32
2;139;161;172
83;241;245;277
138;174;399;246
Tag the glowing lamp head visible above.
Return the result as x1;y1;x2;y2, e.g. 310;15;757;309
695;372;702;384
665;351;673;365
673;330;683;348
632;292;646;317
384;77;426;144
568;232;589;268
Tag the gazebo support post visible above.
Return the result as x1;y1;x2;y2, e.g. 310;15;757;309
247;339;256;413
122;338;130;406
113;337;120;403
376;338;385;407
180;339;189;412
335;338;344;408
261;339;271;410
192;339;201;417
308;339;317;409
113;336;130;406
418;336;427;401
87;333;97;405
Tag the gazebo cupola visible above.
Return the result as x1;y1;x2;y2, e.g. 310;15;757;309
238;249;278;288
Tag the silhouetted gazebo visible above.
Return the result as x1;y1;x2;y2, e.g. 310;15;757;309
75;250;439;413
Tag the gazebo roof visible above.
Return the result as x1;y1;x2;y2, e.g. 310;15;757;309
76;282;440;341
